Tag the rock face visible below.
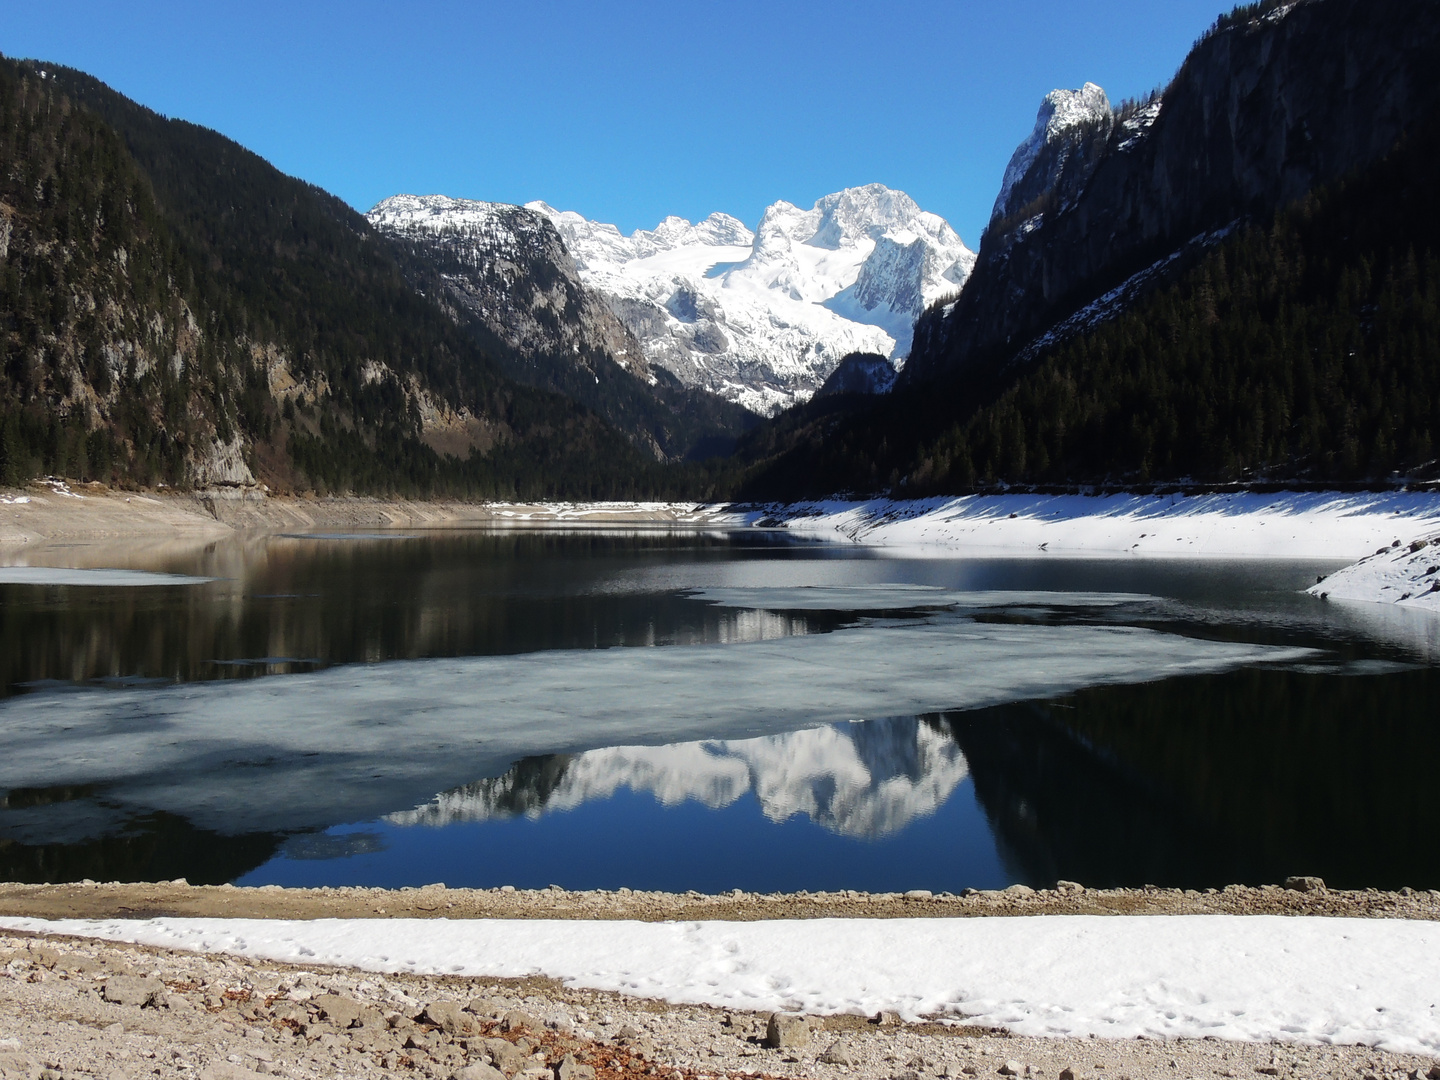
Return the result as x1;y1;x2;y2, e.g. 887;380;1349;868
905;0;1440;385
367;195;648;383
531;185;973;415
814;352;899;398
990;82;1112;232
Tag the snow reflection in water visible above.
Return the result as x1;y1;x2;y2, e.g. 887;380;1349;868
388;718;969;840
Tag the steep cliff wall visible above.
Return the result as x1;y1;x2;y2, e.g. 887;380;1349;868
905;0;1440;385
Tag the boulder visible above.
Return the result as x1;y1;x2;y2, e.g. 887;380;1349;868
820;1041;857;1066
454;1067;505;1080
763;1013;812;1049
423;1000;481;1036
554;1055;595;1080
484;1038;530;1077
1283;876;1327;894
501;1010;539;1033
100;976;165;1008
0;1051;41;1080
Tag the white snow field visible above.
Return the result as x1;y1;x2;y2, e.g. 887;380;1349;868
4;915;1438;1056
754;491;1440;561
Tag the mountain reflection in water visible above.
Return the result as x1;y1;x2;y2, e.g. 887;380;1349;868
387;718;970;840
366;666;1440;893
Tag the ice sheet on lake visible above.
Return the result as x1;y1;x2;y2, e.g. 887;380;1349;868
387;717;970;840
0;619;1315;838
6;914;1437;1054
689;585;1144;610
0;566;214;586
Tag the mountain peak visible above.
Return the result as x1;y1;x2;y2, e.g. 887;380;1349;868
556;185;971;413
992;82;1111;225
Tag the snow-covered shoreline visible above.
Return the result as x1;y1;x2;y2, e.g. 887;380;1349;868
5;914;1439;1055
741;491;1440;561
10;485;1440;610
1309;531;1440;612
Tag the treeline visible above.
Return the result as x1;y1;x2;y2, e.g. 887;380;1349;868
0;61;221;487
0;56;726;499
733;108;1440;498
906;111;1440;490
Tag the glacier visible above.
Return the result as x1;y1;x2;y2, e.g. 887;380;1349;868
530;185;974;414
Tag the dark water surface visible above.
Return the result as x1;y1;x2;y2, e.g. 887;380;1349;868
1;528;1436;891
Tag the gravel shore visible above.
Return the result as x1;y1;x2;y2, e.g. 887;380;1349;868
2;883;1438;1080
1;880;1436;924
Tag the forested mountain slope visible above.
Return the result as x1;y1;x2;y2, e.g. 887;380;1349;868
367;194;756;462
0;58;710;498
904;0;1440;387
731;0;1440;497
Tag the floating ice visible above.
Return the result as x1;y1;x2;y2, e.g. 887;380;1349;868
689;585;1144;610
0;618;1314;837
0;566;215;586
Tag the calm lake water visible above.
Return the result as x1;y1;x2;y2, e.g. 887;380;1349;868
1;528;1437;892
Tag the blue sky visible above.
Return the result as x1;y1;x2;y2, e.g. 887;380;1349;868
3;0;1224;244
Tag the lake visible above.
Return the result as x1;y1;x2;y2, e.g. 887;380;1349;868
1;527;1437;892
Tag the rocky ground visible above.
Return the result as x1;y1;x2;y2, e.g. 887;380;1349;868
2;926;1438;1080
0;880;1436;925
1;883;1439;1080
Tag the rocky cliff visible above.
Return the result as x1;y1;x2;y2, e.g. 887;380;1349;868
905;0;1440;385
367;195;649;384
369;195;757;461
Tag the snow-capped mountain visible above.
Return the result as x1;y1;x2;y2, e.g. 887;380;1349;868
386;717;970;840
991;82;1111;228
531;184;974;415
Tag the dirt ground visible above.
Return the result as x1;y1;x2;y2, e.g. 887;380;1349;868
0;483;729;552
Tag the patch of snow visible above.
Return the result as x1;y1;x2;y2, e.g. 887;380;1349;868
38;478;83;499
1310;533;1440;612
1115;100;1163;152
747;491;1440;561
0;494;31;505
1013;222;1239;364
9;914;1440;1055
0;567;214;586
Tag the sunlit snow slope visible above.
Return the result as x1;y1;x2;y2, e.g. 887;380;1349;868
530;185;974;414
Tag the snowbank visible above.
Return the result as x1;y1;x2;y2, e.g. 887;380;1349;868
1311;533;1440;612
5;914;1438;1055
757;491;1440;560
